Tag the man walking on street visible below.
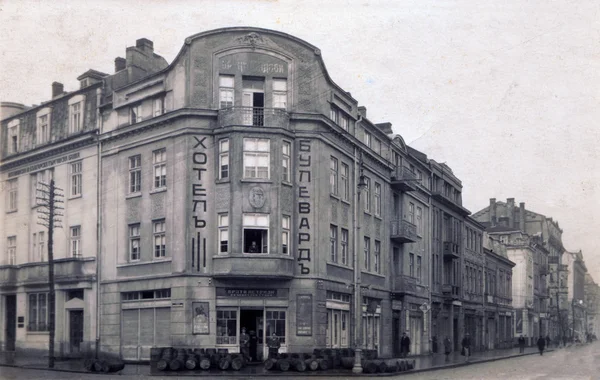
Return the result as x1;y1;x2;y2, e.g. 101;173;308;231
518;335;525;353
400;332;411;358
461;333;471;362
444;336;452;362
537;335;546;356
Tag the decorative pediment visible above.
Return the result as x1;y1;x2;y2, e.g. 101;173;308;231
236;32;265;47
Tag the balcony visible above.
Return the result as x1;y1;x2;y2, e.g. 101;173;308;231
442;284;460;300
390;220;418;243
213;254;295;279
218;107;290;130
431;191;471;216
393;275;417;296
390;167;418;192
0;257;96;287
443;241;460;260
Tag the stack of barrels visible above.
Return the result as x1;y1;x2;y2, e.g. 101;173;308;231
152;347;246;372
84;358;125;373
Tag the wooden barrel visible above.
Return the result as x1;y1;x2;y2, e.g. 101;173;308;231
103;361;125;373
377;361;388;373
398;360;407;371
341;357;354;369
277;358;291;372
317;358;329;371
291;358;306;372
156;359;169;371
305;358;319;371
264;358;277;371
169;358;184;371
150;348;163;363
84;358;95;372
363;360;377;374
386;361;399;372
93;360;104;372
218;355;231;370
198;355;211;370
185;354;197;370
231;355;245;371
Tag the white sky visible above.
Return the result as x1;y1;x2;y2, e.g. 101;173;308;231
1;0;599;282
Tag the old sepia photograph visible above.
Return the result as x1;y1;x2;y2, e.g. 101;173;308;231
0;1;598;379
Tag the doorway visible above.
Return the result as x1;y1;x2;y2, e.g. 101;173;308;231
453;317;459;351
392;314;401;356
242;77;265;126
4;295;16;351
240;309;263;362
69;310;84;354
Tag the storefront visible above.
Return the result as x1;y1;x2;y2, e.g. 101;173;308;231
325;291;350;349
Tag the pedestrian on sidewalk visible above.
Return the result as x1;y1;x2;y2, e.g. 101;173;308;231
537;335;546;356
240;327;251;362
518;335;525;353
444;336;452;362
461;333;471;362
400;332;411;358
545;335;551;348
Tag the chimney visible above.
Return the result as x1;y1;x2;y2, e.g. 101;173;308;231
507;198;515;228
115;57;126;72
358;106;367;119
519;202;526;232
375;122;393;134
136;38;154;53
52;82;64;98
490;198;497;226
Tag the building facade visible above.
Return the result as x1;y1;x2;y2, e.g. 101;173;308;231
563;250;587;341
0;74;103;356
462;217;485;351
584;273;599;338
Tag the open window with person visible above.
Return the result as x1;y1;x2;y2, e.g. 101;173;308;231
243;213;269;253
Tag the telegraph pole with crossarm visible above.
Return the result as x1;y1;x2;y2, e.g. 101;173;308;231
37;179;64;369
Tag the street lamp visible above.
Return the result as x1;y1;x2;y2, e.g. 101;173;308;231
352;170;368;374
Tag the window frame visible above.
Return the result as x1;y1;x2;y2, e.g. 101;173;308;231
282;141;291;182
363;130;371;148
130;103;142;124
129;155;142;193
272;78;287;109
7;179;18;212
363;176;371;213
330;157;338;195
70;161;82;197
219;139;230;180
364;237;371;271
153;96;165;117
218;213;229;254
219;75;234;109
7;236;16;265
37;114;50;146
70;226;81;258
374;240;381;274
243;213;269;254
153;149;167;189
417;255;422;282
409;253;415;277
243;138;270;180
416;206;422;235
341;228;349;266
330;225;338;263
129;224;141;262
153;220;166;259
340;163;349;201
374;182;381;217
37;231;45;262
28;292;48;332
69;101;83;134
8;120;19;154
282;215;290;254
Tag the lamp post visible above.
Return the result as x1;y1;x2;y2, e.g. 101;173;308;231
352;168;368;374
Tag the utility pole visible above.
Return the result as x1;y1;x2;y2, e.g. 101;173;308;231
37;179;63;369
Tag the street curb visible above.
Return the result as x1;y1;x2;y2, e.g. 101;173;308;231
0;349;557;377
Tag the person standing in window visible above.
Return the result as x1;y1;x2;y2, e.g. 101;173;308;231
248;241;259;253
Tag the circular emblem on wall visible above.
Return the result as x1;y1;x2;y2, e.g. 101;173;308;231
249;187;266;208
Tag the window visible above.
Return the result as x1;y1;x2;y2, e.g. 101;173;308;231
364;237;371;271
374;183;381;217
282;215;290;254
373;138;381;155
363;176;370;212
282;141;291;182
243;138;270;179
219;213;229;254
219;75;234;109
28;293;48;331
7;236;16;265
129;155;141;193
7;179;18;212
129;224;140;261
341;229;349;266
130;104;142;124
70;102;82;133
219;139;229;180
122;289;171;301
153;96;165;116
243;213;269;253
70;161;82;197
153;149;166;188
216;309;238;344
374;240;381;273
340;114;349;131
363;130;371;147
409;202;415;224
409;253;415;277
416;207;422;235
341;163;349;201
266;310;286;344
70;226;81;258
330;225;338;262
38;232;45;262
37;114;49;145
8;121;19;154
417;255;422;281
330;157;338;195
153;220;166;258
273;79;287;109
330;107;339;123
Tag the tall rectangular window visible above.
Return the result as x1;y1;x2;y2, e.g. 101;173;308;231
341;228;348;266
273;79;287;109
70;226;81;258
7;236;16;265
373;138;381;155
243;138;270;179
243;213;269;253
31;170;53;206
374;182;381;217
282;141;291;182
416;207;422;235
330;107;339;123
219;213;229;254
37;115;49;145
409;253;415;277
38;231;45;262
330;157;338;195
153;96;165;116
363;176;370;212
363;130;371;147
219;75;234;108
152;220;166;258
129;224;140;261
153;149;167;188
341;163;349;201
374;240;381;273
70;102;82;133
7;179;18;212
219;139;229;180
129;155;141;193
409;202;415;224
364;237;371;271
8;123;19;154
28;293;48;331
330;225;338;262
340;114;349;131
70;161;82;197
130;104;142;124
282;215;290;254
417;255;422;281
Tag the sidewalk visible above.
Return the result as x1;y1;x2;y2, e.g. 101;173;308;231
0;345;560;377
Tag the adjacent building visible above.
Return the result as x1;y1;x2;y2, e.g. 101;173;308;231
563;250;588;340
584;273;599;337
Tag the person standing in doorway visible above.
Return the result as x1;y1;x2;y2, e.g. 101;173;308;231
240;327;250;362
461;333;471;362
400;332;411;358
249;330;258;362
267;333;281;359
537;335;546;356
518;335;526;353
444;336;452;362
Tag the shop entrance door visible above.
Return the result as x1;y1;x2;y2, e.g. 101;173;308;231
240;308;263;362
69;310;84;354
4;295;16;351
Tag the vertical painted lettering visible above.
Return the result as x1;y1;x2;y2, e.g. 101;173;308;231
297;140;312;275
191;136;209;272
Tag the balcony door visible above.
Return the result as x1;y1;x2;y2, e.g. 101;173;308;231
242;77;265;126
